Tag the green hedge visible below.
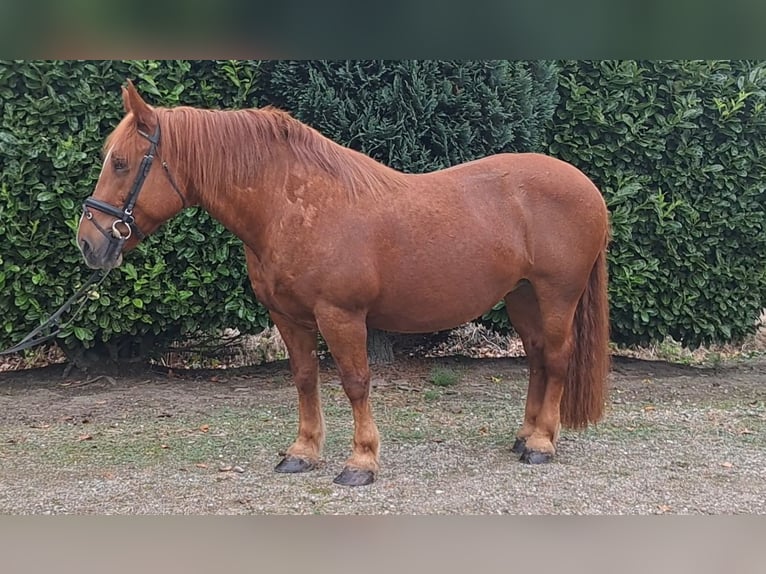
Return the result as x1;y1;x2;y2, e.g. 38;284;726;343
549;60;766;347
3;60;764;356
262;60;558;172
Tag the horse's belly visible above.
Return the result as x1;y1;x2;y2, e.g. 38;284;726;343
367;280;513;334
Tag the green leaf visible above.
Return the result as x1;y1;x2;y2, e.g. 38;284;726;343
36;191;56;202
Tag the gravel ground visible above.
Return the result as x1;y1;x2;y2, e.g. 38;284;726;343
0;355;764;514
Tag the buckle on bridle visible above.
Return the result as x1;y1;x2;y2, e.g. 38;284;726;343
111;219;132;240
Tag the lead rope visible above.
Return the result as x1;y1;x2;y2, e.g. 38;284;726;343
0;269;112;356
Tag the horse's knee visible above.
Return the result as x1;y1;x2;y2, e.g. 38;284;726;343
292;364;318;390
340;372;370;403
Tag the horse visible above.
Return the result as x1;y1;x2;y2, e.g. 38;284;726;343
77;80;611;486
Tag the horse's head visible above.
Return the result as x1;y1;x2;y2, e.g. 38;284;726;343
77;80;188;269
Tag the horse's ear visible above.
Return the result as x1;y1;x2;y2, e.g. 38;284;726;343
121;84;131;113
123;79;157;135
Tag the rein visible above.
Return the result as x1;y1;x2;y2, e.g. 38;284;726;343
0;269;111;356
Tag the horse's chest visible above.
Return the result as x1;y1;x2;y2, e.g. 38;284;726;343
248;264;314;324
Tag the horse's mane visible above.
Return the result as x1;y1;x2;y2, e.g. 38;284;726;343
109;105;407;203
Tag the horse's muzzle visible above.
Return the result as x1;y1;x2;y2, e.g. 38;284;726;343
79;236;124;270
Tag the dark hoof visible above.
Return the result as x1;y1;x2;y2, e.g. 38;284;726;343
511;437;527;454
333;467;376;487
274;455;316;473
520;449;553;465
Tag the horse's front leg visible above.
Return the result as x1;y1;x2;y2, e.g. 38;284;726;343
315;305;380;486
270;310;325;473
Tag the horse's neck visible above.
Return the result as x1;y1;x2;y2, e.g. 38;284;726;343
197;183;274;255
195;156;326;256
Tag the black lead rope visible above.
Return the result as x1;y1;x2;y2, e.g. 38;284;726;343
0;269;111;356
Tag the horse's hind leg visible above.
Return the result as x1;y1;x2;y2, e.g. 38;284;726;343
506;281;581;464
504;283;547;455
521;286;580;463
270;310;325;474
315;304;380;486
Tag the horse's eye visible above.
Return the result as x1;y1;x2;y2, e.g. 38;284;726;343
112;156;128;172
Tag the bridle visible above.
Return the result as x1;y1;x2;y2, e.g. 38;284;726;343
82;123;187;244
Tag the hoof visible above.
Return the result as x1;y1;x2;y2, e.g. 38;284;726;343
511;437;527;454
520;449;553;465
274;455;316;473
333;467;376;487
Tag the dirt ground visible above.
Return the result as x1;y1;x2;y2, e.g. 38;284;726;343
0;350;764;515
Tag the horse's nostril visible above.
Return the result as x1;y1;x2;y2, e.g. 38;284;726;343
80;238;91;256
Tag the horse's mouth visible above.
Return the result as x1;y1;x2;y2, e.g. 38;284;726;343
79;238;124;270
83;252;123;270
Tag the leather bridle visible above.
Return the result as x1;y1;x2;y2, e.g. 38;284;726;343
82;123;186;244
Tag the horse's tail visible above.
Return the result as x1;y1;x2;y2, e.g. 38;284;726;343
560;240;611;429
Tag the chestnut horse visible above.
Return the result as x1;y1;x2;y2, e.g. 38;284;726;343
77;80;610;486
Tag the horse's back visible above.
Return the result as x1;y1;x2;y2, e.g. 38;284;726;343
435;151;609;247
412;152;608;256
430;152;603;205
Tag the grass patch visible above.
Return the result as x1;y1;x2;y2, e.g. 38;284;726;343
0;406;300;471
429;366;461;387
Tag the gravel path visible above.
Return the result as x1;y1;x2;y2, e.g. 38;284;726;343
0;355;764;514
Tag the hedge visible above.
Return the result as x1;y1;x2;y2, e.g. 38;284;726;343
262;60;558;172
2;60;764;356
549;60;766;347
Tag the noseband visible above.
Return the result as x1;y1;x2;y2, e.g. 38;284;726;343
82;124;186;243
